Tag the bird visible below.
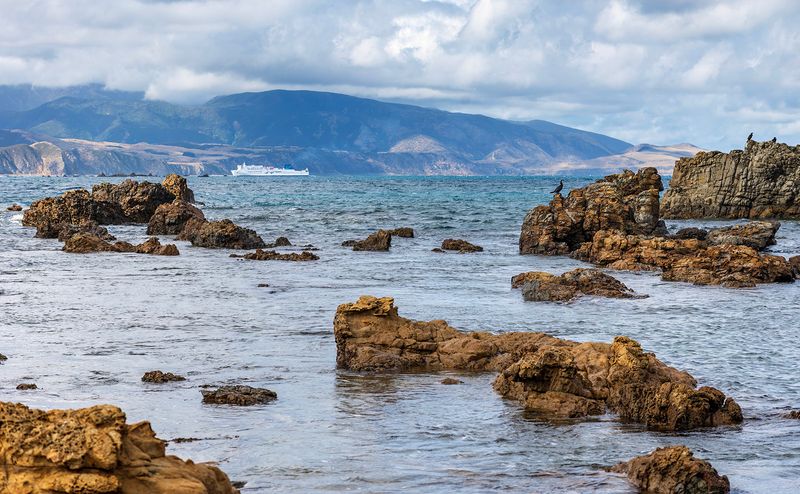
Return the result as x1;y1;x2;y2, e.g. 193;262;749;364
550;180;564;195
747;132;753;141
771;137;777;143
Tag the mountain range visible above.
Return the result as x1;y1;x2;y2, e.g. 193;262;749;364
0;85;696;176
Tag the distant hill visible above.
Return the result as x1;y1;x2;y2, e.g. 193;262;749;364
546;143;704;176
0;84;143;112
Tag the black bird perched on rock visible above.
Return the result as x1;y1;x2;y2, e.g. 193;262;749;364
747;132;753;141
772;137;777;143
550;180;564;194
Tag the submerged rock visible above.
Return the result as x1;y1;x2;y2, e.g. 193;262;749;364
611;446;730;494
440;378;463;385
662;139;800;219
230;249;319;261
63;233;179;256
7;203;22;211
0;401;239;493
177;218;265;249
161;173;195;203
519;168;664;255
147;200;205;235
441;238;483;253
141;371;186;383
388;227;414;238
16;383;37;390
334;296;741;430
350;230;391;251
201;385;277;406
512;268;645;302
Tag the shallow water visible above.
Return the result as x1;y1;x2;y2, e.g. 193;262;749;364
1;175;799;493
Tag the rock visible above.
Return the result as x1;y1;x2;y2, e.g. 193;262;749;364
257;283;270;288
91;179;175;223
16;383;37;390
611;446;730;494
63;233;180;256
672;227;708;240
705;221;779;250
334;296;741;430
146;200;205;235
388;227;414;238
230;249;319;261
7;203;22;211
785;410;800;419
177;218;265;249
341;240;357;247
662;139;800;219
431;248;445;253
200;385;277;406
441;238;483;253
350;230;391;251
141;371;186;383
513;268;645;302
273;236;292;246
520;168;664;255
161;174;195;203
441;378;463;385
0;401;239;493
23;189;126;237
790;256;800;278
0;353;7;361
55;220;116;242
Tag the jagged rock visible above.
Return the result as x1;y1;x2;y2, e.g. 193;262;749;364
662;139;800;219
350;230;391;251
141;371;186;383
705;221;779;250
91;179;175;223
161;174;195;203
63;233;179;256
440;378;463;385
200;385;277;406
0;401;239;494
611;446;730;494
16;383;37;390
388;227;414;238
672;227;708;240
512;268;645;302
230;249;319;261
520;168;664;255
147;200;205;235
6;204;22;211
56;220;116;242
441;238;483;253
334;296;741;430
177;219;265;249
23;189;126;236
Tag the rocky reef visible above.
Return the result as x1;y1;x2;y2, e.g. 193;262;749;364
230;249;319;261
177;218;265;249
0;401;239;494
440;238;483;253
611;446;730;494
63;234;179;256
388;227;414;238
511;268;644;302
200;385;277;406
334;296;741;430
141;371;186;383
662;139;800;219
347;230;392;251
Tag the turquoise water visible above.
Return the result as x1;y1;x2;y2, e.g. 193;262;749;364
1;175;799;493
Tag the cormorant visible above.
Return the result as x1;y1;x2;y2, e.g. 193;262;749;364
771;137;777;143
747;132;753;141
550;180;564;194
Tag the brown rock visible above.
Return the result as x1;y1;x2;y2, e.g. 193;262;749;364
789;256;800;278
662;139;800;219
611;446;730;494
341;240;357;247
141;371;186;383
388;227;414;238
161;174;195;203
6;204;22;211
0;354;7;361
512;268;645;302
56;220;116;242
91;179;175;223
706;221;779;250
23;189;126;237
334;296;741;430
431;248;445;253
230;249;319;261
16;383;37;390
671;227;708;240
147;200;205;235
273;236;292;247
441;238;483;253
520;168;664;255
351;230;391;251
177;219;265;249
786;410;800;419
0;401;239;494
63;233;179;256
440;378;463;385
200;385;277;406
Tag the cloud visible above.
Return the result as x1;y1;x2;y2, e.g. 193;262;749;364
0;0;799;149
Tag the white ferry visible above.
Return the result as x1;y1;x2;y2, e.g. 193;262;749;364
231;163;310;176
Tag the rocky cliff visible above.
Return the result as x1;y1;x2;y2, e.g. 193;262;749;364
662;139;800;219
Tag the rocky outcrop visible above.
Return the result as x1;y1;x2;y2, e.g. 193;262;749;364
91;180;175;223
230;249;319;261
441;238;483;253
349;230;391;251
55;220;116;242
0;401;239;494
6;204;22;211
161;174;195;203
146;200;205;235
611;446;730;494
511;268;645;302
662;139;800;219
705;221;779;250
200;385;277;406
334;296;741;430
388;227;414;238
520;168;664;255
141;371;186;383
177;219;265;249
63;234;179;256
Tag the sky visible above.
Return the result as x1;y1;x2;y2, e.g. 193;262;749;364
0;0;798;149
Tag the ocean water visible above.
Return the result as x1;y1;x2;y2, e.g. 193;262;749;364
1;175;799;494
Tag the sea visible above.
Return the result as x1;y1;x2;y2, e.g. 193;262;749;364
1;175;799;493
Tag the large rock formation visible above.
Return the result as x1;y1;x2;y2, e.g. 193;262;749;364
0;401;239;494
519;168;664;255
147;200;205;235
63;233;179;256
161;174;195;203
334;296;741;430
177;219;265;249
662;139;800;219
511;268;645;302
611;446;730;494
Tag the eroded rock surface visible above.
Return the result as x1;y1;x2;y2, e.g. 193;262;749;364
0;401;239;494
611;446;730;494
334;296;741;430
441;239;483;253
200;385;277;406
63;234;179;256
512;268;644;302
388;227;414;238
141;371;186;383
91;180;175;223
161;174;195;203
177;219;265;249
147;200;205;235
230;249;319;261
662;139;800;219
56;220;116;242
705;221;779;250
350;230;391;251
